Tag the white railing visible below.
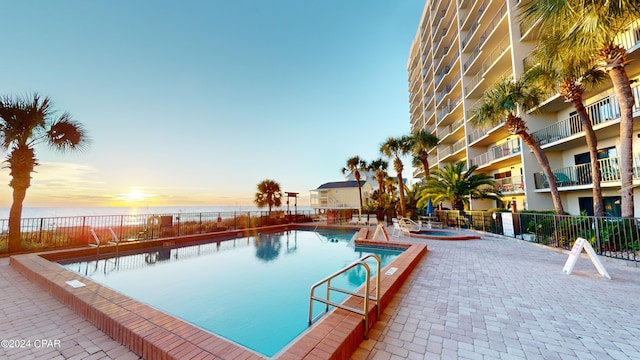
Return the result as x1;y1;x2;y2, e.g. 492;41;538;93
470;138;521;167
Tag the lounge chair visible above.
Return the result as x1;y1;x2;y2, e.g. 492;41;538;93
349;215;360;225
399;218;422;233
357;215;369;226
368;217;379;226
391;218;402;237
313;215;327;222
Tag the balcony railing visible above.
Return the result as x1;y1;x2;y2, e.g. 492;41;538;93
616;19;640;51
531;82;640;145
495;175;524;193
470;138;521;167
452;137;466;153
533;155;640;189
440;117;465;139
437;94;463;123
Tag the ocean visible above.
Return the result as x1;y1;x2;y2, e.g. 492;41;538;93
0;205;314;220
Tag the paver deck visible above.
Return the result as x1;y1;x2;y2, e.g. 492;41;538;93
353;232;640;360
2;229;640;359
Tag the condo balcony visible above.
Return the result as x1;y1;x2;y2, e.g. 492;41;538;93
470;138;521;169
495;175;525;194
533;155;640;190
531;81;640;149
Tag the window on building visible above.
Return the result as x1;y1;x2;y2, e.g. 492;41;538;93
578;196;621;217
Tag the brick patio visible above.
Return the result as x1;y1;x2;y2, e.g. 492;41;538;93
2;229;640;359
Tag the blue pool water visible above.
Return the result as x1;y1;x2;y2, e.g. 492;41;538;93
61;229;402;357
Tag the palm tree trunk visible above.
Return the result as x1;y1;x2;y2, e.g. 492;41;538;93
421;160;430;178
397;173;406;217
573;98;604;217
355;175;363;218
420;151;430;178
377;174;385;210
519;132;565;214
8;187;27;253
608;67;635;217
394;157;406;217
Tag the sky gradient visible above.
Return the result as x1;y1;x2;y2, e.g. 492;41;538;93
1;1;424;208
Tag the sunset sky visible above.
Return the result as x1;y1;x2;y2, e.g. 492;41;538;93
1;1;423;208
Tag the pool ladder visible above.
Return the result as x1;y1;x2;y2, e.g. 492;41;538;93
89;228;121;259
308;254;381;338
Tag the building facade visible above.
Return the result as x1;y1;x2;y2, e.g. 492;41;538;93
309;180;374;211
408;0;640;216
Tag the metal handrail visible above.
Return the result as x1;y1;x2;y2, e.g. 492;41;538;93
308;254;381;338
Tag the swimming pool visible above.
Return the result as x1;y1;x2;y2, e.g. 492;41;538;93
60;229;402;357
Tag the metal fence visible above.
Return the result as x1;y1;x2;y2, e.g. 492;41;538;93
0;210;315;254
434;210;639;262
4;208;638;263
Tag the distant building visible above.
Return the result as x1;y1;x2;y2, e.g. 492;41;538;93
310;180;373;210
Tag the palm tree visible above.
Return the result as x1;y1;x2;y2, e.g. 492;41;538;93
530;31;608;216
521;0;640;217
380;136;412;217
367;158;389;211
0;94;89;253
408;130;439;178
404;182;425;219
254;179;283;217
470;72;565;214
341;156;368;217
418;162;501;211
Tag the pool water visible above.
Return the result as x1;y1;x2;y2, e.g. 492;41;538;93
61;229;401;357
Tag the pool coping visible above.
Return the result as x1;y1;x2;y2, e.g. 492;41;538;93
409;229;481;240
9;225;426;359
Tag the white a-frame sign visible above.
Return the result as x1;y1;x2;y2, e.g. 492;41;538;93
562;237;611;280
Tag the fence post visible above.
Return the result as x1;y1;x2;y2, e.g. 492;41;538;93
39;218;44;245
119;216;124;241
594;217;601;252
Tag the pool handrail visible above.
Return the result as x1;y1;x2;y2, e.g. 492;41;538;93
399;217;423;232
308;254;381;338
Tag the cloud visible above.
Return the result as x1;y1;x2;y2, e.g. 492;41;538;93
0;162;106;206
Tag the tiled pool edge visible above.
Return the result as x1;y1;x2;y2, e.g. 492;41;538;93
277;230;427;359
10;253;263;359
9;226;426;360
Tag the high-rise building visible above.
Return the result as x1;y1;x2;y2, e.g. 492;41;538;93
408;0;640;216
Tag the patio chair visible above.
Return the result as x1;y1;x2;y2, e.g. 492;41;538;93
391;218;402;237
399;218;422;233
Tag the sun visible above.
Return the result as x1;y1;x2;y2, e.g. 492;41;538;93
119;190;149;203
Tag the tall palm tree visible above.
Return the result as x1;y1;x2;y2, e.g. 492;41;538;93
418;161;501;210
254;179;283;217
470;72;565;214
380;136;412;217
367;158;389;211
341;156;368;217
0;94;89;253
408;130;439;178
530;31;608;216
521;0;640;216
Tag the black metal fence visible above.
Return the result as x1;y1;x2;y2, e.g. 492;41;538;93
434;210;639;262
4;208;638;263
0;210;314;254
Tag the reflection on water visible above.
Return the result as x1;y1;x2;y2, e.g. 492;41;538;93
254;233;282;262
61;229;402;357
